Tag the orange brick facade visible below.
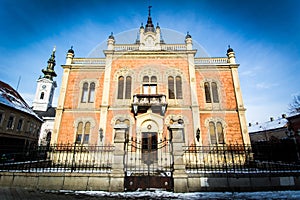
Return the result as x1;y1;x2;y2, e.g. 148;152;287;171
51;17;250;147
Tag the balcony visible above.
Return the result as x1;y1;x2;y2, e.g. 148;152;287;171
132;94;167;115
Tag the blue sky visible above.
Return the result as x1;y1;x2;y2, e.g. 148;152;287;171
0;0;299;123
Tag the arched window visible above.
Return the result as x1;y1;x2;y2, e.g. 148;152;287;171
168;76;183;99
143;75;157;94
151;76;157;82
204;81;219;103
150;76;157;94
125;76;132;99
40;92;44;100
209;121;225;144
118;76;132;99
76;122;83;144
81;82;89;102
211;82;219;103
168;76;175;99
204;82;211;103
117;76;124;99
209;122;216;144
76;121;91;145
88;82;95;103
83;122;90;144
143;76;149;82
176;76;183;99
216;122;224;144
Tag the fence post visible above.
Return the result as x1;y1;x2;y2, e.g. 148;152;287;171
109;128;126;192
170;128;188;192
71;143;76;172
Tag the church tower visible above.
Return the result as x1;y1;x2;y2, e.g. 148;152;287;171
32;47;57;112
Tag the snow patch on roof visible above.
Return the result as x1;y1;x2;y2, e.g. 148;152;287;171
248;117;288;133
0;81;41;120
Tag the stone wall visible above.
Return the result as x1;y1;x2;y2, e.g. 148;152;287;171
1;172;300;192
0;172;111;191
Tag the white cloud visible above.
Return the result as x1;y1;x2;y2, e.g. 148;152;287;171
255;82;279;89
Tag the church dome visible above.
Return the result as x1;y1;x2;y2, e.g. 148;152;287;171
227;45;234;53
68;46;74;54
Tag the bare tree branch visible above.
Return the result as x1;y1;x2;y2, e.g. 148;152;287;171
289;94;300;115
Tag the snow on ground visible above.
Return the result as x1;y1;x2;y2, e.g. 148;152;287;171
45;190;300;199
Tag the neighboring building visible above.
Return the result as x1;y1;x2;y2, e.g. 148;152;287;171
32;48;57;146
0;80;42;157
287;114;300;138
248;115;289;143
249;114;300;163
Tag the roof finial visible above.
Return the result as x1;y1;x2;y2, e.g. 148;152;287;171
108;32;114;40
68;46;74;54
227;45;234;53
148;5;152;17
185;31;192;39
145;5;154;32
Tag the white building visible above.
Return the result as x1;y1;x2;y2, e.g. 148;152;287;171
32;48;57;146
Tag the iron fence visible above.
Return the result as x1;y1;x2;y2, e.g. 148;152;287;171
184;144;300;174
124;137;173;176
0;144;114;173
1;143;300;175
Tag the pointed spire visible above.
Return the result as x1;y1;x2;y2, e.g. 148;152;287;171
42;47;57;80
148;5;152;17
145;5;155;32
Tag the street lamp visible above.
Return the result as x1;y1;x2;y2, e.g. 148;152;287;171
196;128;200;142
99;128;104;142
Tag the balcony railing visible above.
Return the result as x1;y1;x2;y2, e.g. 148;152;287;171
132;94;167;115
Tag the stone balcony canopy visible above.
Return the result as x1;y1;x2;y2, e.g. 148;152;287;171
132;94;167;115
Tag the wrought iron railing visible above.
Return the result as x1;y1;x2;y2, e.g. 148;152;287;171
1;143;300;174
124;137;173;176
0;144;114;173
184;144;300;174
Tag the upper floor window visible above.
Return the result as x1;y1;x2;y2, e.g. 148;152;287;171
16;118;23;131
75;121;90;145
143;76;157;94
88;83;95;102
40;92;44;100
168;76;182;99
0;112;4;126
204;81;219;103
6;115;14;129
209;121;225;145
81;82;95;103
117;76;132;99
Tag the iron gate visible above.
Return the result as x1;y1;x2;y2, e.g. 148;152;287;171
124;136;174;191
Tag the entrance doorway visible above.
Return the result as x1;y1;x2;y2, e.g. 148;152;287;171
124;134;173;191
142;132;157;163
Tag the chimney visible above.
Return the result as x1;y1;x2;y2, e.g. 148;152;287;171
270;117;274;121
248;123;252;127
